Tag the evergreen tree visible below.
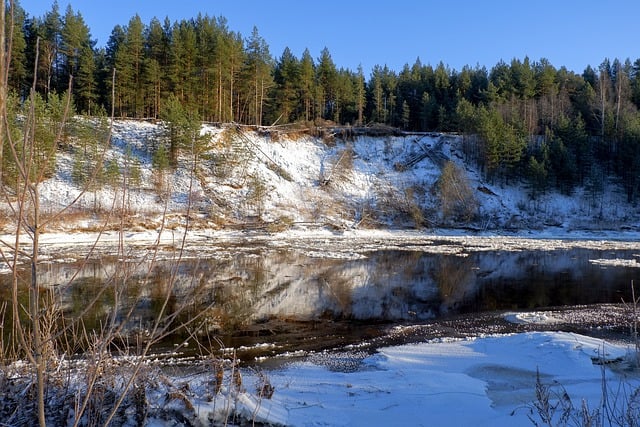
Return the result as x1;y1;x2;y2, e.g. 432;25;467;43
433;62;451;128
61;5;96;113
144;17;171;118
222;24;245;123
242;26;273;126
103;157;120;188
104;24;126;113
534;58;559;130
421;91;436;130
6;1;27;95
526;155;548;200
368;65;397;124
631;59;640;110
617;117;640;202
316;47;337;121
170;19;198;110
334;68;358;124
273;47;301;123
3;91;65;186
555;114;591;185
299;48;315;122
355;65;366;126
194;14;219;121
489;60;513;102
548;135;577;194
114;15;145;116
160;93;202;163
401;100;410;129
27;1;63;96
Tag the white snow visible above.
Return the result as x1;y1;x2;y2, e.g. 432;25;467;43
148;331;639;426
24;119;640;234
503;311;562;324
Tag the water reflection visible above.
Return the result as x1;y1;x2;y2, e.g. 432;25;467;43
2;247;638;349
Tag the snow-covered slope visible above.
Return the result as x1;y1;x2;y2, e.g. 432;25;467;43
29;120;640;233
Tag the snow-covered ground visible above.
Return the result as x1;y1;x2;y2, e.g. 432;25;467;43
26;119;640;234
145;331;639;426
3;120;640;426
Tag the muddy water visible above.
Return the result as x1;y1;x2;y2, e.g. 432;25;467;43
3;245;639;361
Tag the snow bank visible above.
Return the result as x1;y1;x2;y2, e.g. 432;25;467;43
232;332;638;426
19;119;640;235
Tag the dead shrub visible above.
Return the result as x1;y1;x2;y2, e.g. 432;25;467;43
255;370;275;399
215;127;235;149
438;160;478;223
266;215;294;233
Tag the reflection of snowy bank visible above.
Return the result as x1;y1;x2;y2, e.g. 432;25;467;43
590;258;640;268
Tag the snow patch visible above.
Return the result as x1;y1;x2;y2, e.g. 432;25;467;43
503;311;562;324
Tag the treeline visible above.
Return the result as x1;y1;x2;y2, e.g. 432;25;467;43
8;1;640;202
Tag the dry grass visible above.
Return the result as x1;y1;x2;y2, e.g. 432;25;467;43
38;209;164;233
215;127;236;149
0;351;273;426
266;215;294;233
0;210;10;232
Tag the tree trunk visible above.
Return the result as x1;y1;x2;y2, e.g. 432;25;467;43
31;186;46;427
0;0;5;187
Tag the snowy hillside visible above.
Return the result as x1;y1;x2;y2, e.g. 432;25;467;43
29;119;640;234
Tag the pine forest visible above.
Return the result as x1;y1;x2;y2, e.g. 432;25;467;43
6;1;640;203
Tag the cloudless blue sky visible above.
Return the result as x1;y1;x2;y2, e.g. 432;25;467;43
18;0;640;76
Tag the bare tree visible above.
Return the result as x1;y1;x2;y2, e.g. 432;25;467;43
438;160;478;223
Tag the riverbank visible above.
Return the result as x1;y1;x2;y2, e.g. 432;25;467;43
3;226;640;267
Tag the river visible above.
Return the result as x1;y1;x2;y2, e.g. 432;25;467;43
4;233;639;364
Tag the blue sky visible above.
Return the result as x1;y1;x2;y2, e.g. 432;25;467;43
18;0;640;76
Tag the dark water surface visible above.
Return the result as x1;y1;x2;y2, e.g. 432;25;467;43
3;245;639;361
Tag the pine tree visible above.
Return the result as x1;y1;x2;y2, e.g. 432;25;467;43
401;100;410;129
6;1;26;95
243;26;273;126
534;58;559;129
526;155;548;200
38;1;62;96
104;24;125;114
170;20;198;111
144;17;171;118
299;48;315;122
114;15;145;116
273;47;300;123
61;6;96;113
160;93;202;163
223;25;245;123
355;65;366;126
369;66;384;123
421;91;436;130
316;47;337;121
434;62;451;118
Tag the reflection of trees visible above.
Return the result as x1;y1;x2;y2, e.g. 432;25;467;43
12;246;638;349
432;254;476;311
204;254;274;332
68;277;114;330
316;267;354;319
